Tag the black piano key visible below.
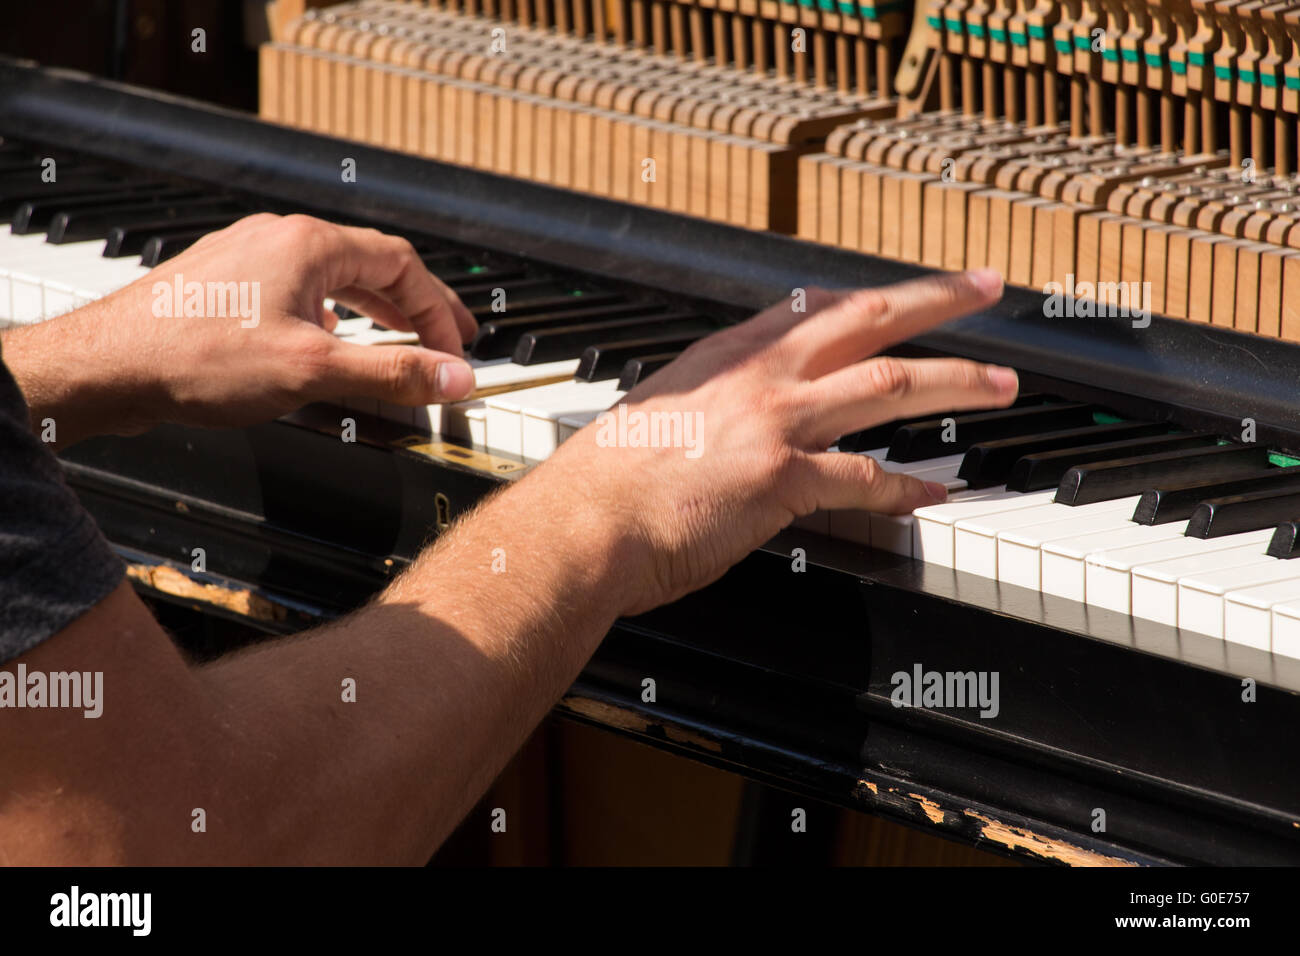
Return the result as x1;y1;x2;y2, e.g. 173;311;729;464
513;315;717;365
441;266;528;288
471;291;625;319
1006;433;1220;492
137;229;218;266
1187;486;1300;538
577;335;701;381
0;158;42;176
111;214;249;259
886;403;1098;462
420;252;469;271
838;393;1052;453
0;172;133;217
46;198;245;244
455;278;567;308
0;156;103;179
133;230;211;264
410;241;448;258
11;184;184;233
1267;523;1300;558
957;421;1170;488
1056;444;1271;506
1133;467;1300;524
471;303;671;360
617;352;681;390
464;288;623;317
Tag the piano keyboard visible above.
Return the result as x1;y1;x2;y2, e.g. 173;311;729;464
7;133;1300;664
810;403;1300;658
0;141;251;325
0;137;719;455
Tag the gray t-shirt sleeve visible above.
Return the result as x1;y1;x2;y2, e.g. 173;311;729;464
0;348;124;664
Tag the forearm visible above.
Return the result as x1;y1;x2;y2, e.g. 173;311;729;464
90;473;633;863
1;303;163;445
5;474;635;864
203;477;634;862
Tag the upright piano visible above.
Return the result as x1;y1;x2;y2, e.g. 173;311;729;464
3;0;1300;866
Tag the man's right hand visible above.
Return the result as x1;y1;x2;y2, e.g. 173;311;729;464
533;269;1018;615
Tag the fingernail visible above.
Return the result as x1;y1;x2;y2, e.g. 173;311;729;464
966;268;1003;298
924;480;948;502
986;365;1019;393
436;361;474;400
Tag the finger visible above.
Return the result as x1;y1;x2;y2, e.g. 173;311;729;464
806;451;950;514
319;304;339;333
308;221;477;354
740;285;846;341
423;271;479;346
318;339;475;405
780;269;1004;379
327;286;415;336
802;356;1019;446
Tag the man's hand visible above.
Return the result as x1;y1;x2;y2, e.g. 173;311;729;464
1;266;1017;864
532;269;1017;614
1;214;478;444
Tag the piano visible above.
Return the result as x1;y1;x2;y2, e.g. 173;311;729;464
3;0;1300;866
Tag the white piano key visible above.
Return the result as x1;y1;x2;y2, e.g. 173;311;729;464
1132;546;1275;628
1223;579;1300;651
1178;560;1300;639
831;448;975;556
332;315;373;336
3;239;107;320
1037;521;1188;604
484;379;621;457
912;489;1056;567
557;408;603;443
44;263;148;316
40;279;91;318
0;229;147;321
458;402;489;446
954;495;1139;581
1086;530;1274;616
906;463;969;491
15;238;142;289
1270;600;1300;659
998;512;1144;596
0;229;56;320
375;356;581;436
338;327;419;346
470;357;578;393
860;447;967;476
869;488;1011;558
856;451;984;553
522;380;622;460
791;511;830;534
827;508;874;546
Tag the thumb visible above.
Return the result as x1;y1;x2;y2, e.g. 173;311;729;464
808;451;950;514
323;340;475;405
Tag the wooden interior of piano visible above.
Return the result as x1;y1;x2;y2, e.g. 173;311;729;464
260;0;1300;344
